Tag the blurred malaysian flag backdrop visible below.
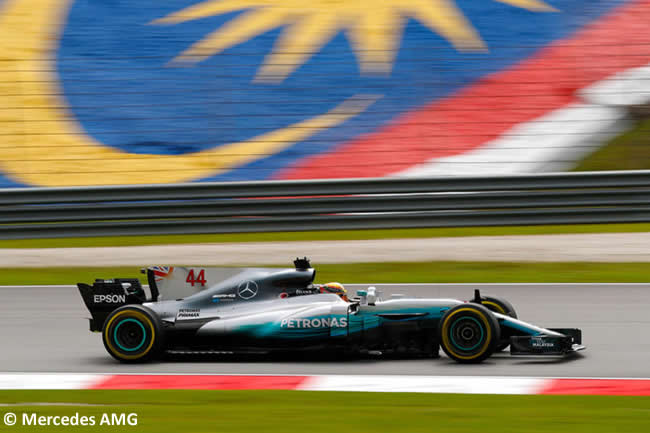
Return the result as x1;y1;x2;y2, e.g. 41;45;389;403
0;0;648;187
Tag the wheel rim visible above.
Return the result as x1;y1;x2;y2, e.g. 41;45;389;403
113;318;146;352
450;316;485;351
104;309;157;361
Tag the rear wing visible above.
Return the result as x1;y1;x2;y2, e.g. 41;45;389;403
77;278;147;332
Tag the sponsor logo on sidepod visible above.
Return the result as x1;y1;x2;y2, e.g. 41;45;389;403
281;317;348;328
177;308;200;320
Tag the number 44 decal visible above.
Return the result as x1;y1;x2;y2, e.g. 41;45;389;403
186;269;207;286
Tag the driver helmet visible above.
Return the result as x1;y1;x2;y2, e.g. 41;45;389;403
319;282;348;302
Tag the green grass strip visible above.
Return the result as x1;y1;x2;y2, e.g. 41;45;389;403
574;118;650;171
0;390;648;433
3;261;650;286
3;222;650;249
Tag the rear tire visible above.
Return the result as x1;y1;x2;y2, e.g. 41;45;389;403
102;305;163;363
438;303;500;364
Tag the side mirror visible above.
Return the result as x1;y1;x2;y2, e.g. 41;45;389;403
366;286;377;306
356;290;367;305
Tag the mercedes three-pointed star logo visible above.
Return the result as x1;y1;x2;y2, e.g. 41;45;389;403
237;280;259;300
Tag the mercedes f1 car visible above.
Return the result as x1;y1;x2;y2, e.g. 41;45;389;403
77;258;584;363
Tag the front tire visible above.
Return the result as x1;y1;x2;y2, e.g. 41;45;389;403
438;303;500;364
477;295;517;352
102;305;163;363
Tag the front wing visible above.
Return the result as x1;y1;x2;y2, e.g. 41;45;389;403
509;328;584;356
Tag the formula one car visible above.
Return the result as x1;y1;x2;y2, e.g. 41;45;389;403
77;258;584;363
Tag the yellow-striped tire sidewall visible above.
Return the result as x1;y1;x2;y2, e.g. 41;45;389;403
440;307;494;361
481;301;506;314
103;308;157;361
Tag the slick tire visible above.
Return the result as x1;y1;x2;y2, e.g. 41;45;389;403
478;295;517;352
102;305;163;363
438;303;500;364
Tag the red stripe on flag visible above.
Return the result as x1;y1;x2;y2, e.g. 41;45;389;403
89;375;309;390
277;0;650;180
539;379;650;396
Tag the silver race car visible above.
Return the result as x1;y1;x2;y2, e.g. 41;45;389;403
78;258;584;363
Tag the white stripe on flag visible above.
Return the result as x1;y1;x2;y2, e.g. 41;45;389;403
398;63;650;177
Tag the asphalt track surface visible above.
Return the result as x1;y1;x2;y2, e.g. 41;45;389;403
1;284;649;378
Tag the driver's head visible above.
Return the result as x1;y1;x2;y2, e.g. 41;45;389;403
319;282;348;302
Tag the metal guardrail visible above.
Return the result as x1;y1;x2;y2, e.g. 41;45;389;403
2;171;650;239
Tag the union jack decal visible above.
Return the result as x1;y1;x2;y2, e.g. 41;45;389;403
150;266;174;282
